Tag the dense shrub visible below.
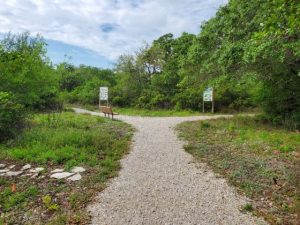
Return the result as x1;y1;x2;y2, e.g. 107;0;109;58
173;89;202;110
57;63;115;105
0;33;59;111
259;74;300;129
0;92;27;141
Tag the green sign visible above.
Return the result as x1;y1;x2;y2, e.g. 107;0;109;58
203;87;213;102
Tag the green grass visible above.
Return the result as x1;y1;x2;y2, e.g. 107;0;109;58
0;112;133;224
113;107;205;117
177;116;300;225
69;103;213;117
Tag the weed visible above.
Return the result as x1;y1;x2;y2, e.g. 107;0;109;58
0;185;38;212
278;145;294;153
242;203;254;212
42;195;59;211
200;122;211;128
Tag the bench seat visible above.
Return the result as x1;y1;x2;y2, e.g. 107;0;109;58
100;106;118;119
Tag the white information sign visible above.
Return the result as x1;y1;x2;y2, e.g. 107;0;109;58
100;87;108;101
203;87;213;102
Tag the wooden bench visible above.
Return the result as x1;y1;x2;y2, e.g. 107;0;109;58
100;106;119;119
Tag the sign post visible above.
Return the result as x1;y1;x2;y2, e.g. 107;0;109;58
203;87;214;113
99;87;108;108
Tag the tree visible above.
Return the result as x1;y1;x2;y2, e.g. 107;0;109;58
0;32;59;110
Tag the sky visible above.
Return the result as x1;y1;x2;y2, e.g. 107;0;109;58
0;0;227;68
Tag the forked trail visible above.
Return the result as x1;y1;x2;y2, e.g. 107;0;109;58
74;108;266;225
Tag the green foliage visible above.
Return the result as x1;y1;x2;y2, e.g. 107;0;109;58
42;195;59;211
0;32;62;142
112;0;300;127
0;32;60;111
0;185;38;212
0;92;27;141
242;203;254;213
241;0;300;128
57;63;115;105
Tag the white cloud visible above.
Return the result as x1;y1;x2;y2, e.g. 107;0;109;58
0;0;227;60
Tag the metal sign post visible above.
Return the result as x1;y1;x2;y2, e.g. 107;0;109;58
203;87;214;113
99;87;109;108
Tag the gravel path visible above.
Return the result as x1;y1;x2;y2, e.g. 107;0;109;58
73;108;266;225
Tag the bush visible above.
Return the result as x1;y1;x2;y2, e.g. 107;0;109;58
0;33;60;112
112;96;129;107
0;92;27;141
173;88;202;110
32;89;63;111
135;90;170;109
259;73;300;130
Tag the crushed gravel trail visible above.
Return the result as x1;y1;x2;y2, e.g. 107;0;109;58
73;108;266;225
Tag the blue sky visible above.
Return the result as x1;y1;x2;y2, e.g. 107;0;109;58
46;39;114;68
0;0;227;69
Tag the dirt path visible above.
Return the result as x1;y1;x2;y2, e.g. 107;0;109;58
73;108;266;225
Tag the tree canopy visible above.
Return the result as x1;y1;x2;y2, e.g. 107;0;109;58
112;0;300;128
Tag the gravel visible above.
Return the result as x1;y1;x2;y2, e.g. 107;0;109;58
73;108;267;225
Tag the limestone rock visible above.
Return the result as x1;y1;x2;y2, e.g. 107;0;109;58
8;165;15;169
67;173;82;181
21;173;34;177
0;169;9;173
50;172;74;179
51;169;64;173
31;173;38;178
29;167;44;173
21;164;31;171
71;166;86;173
6;171;23;176
0;164;6;168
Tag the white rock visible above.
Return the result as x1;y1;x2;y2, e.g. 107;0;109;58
35;167;44;172
29;167;44;173
0;169;9;173
67;173;82;181
8;165;15;169
21;173;34;177
21;164;31;170
0;164;6;168
71;166;86;173
51;169;64;173
6;171;23;176
50;172;74;179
